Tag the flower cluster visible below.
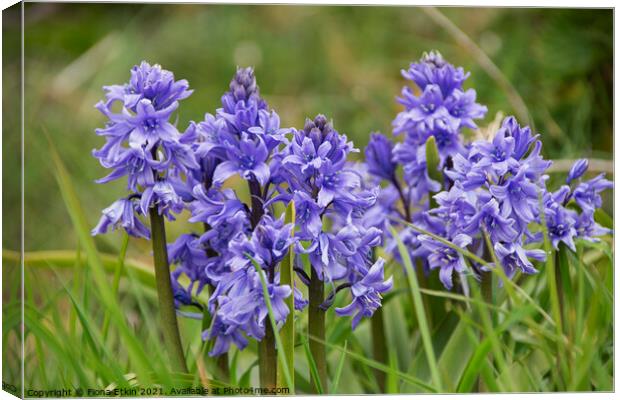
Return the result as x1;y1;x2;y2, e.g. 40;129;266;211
168;67;295;355
162;68;391;354
275;115;393;328
91;62;198;237
364;51;487;272
390;50;487;203
365;51;612;291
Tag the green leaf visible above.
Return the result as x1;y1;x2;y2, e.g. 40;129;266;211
425;135;443;185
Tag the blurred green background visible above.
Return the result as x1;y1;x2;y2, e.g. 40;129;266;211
3;4;613;253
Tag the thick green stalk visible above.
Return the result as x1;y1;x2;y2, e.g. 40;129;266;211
370;306;387;392
308;267;328;393
478;271;493;393
246;179;277;388
149;208;188;373
554;246;566;331
259;322;277;388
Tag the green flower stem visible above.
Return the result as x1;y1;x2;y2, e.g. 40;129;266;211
478;270;493;393
149;208;188;374
554;247;566;330
308;267;328;393
258;321;277;388
247;179;277;388
370;306;387;392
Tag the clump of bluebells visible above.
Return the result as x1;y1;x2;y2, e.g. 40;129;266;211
91;55;612;381
365;51;612;291
91;64;392;357
175;69;391;353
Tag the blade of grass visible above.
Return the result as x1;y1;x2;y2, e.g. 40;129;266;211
102;232;130;342
249;256;295;393
390;225;443;391
385;348;400;394
4;249;156;291
302;336;324;394
330;340;348;393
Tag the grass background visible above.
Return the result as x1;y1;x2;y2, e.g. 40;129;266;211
2;4;614;394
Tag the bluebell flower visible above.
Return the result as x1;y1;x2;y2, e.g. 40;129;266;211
499;116;537;160
490;167;539;227
282;135;331;175
251;215;295;267
93;62;197;225
140;179;184;218
443;88;487;129
567;159;589;184
419;233;472;290
401;50;469;96
203;316;249;356
188;186;247;229
573;173;613;213
465;198;518;243
443;153;489;191
472;128;517;176
220;66;267;115
493;242;544;279
575;211;612;242
365;132;396;181
94;146;158;191
91;197;150;239
212;136;270;186
294;286;309;311
169;234;210;297
315;160;363;207
126;100;181;148
335;258;393;329
292;191;324;239
247;109;290;152
103;61;192;111
545;203;578;251
258;282;293;327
